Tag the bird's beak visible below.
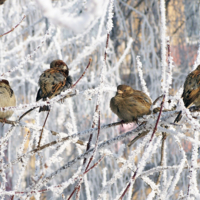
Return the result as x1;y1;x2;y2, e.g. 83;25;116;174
117;90;123;94
62;65;68;70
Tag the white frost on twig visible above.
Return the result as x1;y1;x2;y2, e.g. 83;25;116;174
160;0;167;94
136;56;150;97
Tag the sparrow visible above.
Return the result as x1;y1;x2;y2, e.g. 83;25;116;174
36;60;73;112
174;64;200;123
110;85;152;123
0;0;6;5
0;79;16;119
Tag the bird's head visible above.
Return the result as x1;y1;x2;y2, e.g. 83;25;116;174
0;79;10;86
116;85;133;97
50;60;69;71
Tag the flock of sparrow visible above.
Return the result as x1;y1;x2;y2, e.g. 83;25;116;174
0;60;200;129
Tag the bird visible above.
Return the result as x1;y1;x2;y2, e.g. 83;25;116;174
110;85;152;123
0;79;16;119
0;0;6;5
174;64;200;123
36;60;73;112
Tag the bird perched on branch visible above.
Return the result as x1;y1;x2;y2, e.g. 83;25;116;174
110;85;152;146
110;85;152;123
174;65;200;123
0;80;16;119
36;60;73;112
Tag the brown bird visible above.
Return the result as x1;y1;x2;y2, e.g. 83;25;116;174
0;80;16;119
110;85;152;123
0;0;6;5
36;60;73;112
174;65;200;123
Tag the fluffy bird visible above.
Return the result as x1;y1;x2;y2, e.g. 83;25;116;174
36;60;73;112
110;85;152;123
0;80;16;119
174;65;200;123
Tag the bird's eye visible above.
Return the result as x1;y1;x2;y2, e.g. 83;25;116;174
124;90;126;92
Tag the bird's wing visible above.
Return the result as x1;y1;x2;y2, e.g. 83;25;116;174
182;70;200;108
36;88;42;101
110;97;120;114
132;91;152;107
38;68;66;99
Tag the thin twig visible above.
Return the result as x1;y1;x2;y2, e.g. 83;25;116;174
85;111;101;170
0;120;127;172
71;58;92;89
83;33;110;167
104;34;110;60
68;111;101;200
82;105;99;166
150;95;165;141
153;95;164;105
0;119;16;125
84;154;105;174
18;106;39;121
0;15;26;38
67;154;105;200
156;132;167;184
37;110;50;148
3;156;106;198
5;122;122;160
2;162;197;197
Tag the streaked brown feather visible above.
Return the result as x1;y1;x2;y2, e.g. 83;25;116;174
36;60;73;112
174;65;200;122
110;85;152;122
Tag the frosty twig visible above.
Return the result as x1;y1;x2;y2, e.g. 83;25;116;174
0;15;26;38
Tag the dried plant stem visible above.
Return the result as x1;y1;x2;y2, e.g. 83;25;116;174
83;33;110;166
3;155;105;197
37;110;50;148
156;132;167;184
104;34;110;60
0;120;128;173
0;119;16;125
128;130;149;147
68;112;101;200
85;112;101;170
18;106;39;121
153;95;164;105
0;15;26;38
67;155;105;200
71;58;92;89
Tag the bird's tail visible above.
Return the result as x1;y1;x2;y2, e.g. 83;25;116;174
39;105;50;112
174;111;182;123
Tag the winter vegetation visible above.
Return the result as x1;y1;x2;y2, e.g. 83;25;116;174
0;0;200;199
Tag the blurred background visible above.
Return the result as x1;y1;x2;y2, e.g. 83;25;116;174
0;0;200;199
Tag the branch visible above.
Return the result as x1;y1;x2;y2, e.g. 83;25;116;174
156;132;167;184
0;15;26;38
71;58;92;89
83;33;110;166
37;110;50;147
67;112;101;200
0;121;126;172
